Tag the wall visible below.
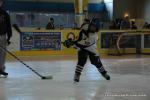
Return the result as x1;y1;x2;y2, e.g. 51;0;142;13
3;0;113;13
9;28;150;57
7;0;104;3
113;0;145;19
9;28;101;56
6;0;74;3
144;0;150;22
9;28;80;53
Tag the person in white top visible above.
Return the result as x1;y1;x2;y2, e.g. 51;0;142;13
80;18;90;30
63;18;110;82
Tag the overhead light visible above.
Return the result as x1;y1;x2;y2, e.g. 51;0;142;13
124;13;129;18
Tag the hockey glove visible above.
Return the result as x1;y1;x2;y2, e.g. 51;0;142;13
62;38;75;48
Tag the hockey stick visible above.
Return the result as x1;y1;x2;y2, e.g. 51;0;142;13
13;24;22;34
12;24;53;80
61;41;96;55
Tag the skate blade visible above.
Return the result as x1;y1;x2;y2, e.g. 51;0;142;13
74;81;79;85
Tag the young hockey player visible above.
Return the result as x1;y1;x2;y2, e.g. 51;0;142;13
63;18;110;82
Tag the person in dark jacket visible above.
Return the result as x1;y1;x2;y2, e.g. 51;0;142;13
46;18;55;29
0;0;12;77
120;16;131;29
131;21;137;29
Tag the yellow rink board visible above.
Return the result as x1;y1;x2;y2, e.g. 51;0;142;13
7;29;150;57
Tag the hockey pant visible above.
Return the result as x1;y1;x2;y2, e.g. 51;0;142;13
75;50;107;75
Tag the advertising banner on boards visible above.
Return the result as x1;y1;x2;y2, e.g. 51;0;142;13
20;32;61;51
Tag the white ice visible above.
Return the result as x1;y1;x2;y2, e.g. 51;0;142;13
0;55;150;100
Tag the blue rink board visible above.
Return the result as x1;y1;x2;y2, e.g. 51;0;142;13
20;32;61;51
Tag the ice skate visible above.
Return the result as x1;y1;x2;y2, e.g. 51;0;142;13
0;71;8;78
74;73;80;83
102;73;110;80
0;71;8;76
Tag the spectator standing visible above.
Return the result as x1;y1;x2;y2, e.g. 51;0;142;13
46;18;55;29
0;0;12;77
120;16;131;29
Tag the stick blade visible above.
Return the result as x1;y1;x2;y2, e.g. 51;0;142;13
41;75;53;80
